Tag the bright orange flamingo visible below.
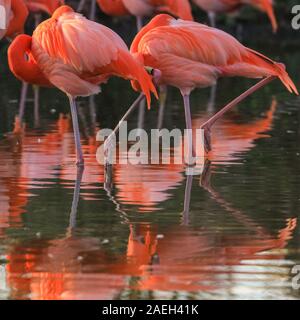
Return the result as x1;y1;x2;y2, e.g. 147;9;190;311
8;5;157;166
192;0;278;32
95;0;193;30
0;0;28;40
128;14;297;162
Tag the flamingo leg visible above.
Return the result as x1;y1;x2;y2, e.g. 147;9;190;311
33;85;40;128
30;14;42;128
182;174;193;226
200;76;276;153
89;0;97;20
68;166;84;232
35;13;41;27
157;85;167;129
68;95;84;167
18;82;29;121
207;83;217;113
104;93;145;153
208;12;216;28
182;94;196;164
77;0;86;12
136;16;143;31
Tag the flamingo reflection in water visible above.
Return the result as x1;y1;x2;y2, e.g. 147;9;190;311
0;96;280;232
0;96;297;299
3;161;297;299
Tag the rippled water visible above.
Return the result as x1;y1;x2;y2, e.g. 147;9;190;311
0;37;300;300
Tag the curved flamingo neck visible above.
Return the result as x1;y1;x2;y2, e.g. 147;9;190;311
6;0;29;38
8;34;52;87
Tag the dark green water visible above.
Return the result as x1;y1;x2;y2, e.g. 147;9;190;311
0;33;300;300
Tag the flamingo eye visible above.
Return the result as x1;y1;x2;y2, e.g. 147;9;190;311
145;66;154;75
23;52;30;62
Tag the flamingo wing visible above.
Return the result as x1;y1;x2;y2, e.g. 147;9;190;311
32;6;157;102
132;16;297;94
32;9;128;75
133;19;247;68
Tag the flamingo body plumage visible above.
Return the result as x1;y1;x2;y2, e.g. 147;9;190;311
131;15;297;96
8;5;157;165
130;14;297;157
9;6;156;103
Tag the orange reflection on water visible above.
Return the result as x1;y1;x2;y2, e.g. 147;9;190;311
4;215;297;299
1;98;296;300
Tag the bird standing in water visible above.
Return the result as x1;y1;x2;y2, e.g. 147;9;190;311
128;14;297;163
192;0;278;32
8;5;157;166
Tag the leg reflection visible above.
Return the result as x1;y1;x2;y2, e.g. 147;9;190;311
104;163;129;222
68;167;84;232
182;174;193;226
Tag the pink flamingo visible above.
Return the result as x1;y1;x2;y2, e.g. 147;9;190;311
8;5;157;166
128;14;297;162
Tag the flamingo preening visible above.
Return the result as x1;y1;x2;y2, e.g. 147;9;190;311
126;14;297;163
8;5;157;166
